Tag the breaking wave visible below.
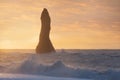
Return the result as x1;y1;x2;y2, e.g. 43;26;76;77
7;54;120;80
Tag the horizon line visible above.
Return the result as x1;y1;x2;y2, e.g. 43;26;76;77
0;48;120;50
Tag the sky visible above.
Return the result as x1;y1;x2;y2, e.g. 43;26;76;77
0;0;120;49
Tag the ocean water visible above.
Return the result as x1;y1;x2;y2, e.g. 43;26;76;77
0;49;120;80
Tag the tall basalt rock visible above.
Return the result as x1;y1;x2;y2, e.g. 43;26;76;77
36;8;55;53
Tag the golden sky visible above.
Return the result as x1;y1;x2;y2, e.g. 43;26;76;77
0;0;120;49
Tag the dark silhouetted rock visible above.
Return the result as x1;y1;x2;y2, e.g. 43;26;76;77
36;8;55;53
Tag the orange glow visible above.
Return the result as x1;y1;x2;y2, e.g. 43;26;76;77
0;0;120;49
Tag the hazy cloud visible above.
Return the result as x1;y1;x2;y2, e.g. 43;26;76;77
0;0;120;49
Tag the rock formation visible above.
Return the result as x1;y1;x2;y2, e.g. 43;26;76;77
36;8;55;53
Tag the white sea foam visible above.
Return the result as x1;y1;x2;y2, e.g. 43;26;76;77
0;73;91;80
0;50;120;80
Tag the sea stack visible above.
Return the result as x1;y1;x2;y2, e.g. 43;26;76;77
36;8;55;53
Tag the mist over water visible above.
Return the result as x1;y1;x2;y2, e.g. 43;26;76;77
0;49;120;80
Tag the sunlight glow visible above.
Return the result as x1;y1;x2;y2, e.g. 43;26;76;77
0;0;120;49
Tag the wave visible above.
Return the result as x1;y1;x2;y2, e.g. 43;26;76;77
6;54;119;80
0;73;90;80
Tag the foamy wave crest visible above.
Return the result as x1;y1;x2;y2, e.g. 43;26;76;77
7;54;119;80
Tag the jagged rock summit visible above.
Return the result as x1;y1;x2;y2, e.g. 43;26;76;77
36;8;55;54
